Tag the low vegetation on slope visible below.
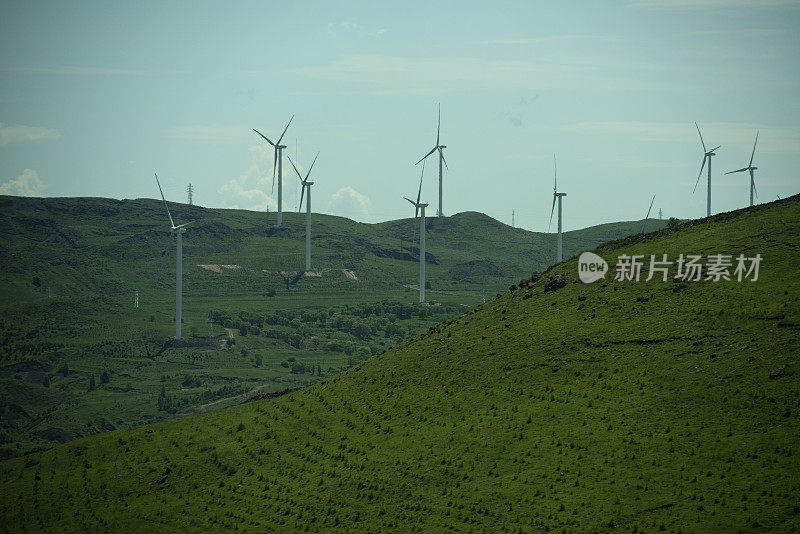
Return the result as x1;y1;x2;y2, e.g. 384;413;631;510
3;199;797;532
0;196;666;453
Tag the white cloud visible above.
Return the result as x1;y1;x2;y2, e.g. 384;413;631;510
167;124;251;145
629;0;799;10
217;145;278;211
0;169;46;196
290;53;670;96
0;123;60;146
484;34;624;46
325;186;373;222
327;20;387;37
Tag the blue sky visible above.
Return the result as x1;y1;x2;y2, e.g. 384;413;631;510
1;0;799;231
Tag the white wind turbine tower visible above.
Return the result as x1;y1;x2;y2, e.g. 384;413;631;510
693;122;721;217
416;103;448;217
404;175;428;303
288;152;319;272
155;174;192;340
725;130;759;207
253;115;294;227
548;155;567;262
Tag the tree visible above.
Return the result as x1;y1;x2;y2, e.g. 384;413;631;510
88;374;95;391
42;375;50;388
254;354;262;367
32;276;41;288
100;370;110;384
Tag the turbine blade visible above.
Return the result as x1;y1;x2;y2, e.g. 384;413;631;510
641;194;655;233
277;115;294;145
710;145;721;153
154;173;175;228
695;122;707;152
749;130;759;167
548;195;556;232
305;151;319;181
404;196;417;207
416;166;423;206
439;148;448;170
174;221;193;229
436;103;441;146
645;194;656;220
416;146;437;165
252;128;276;147
299;184;305;213
272;147;278;193
693;156;706;193
725;167;749;175
752;170;758;199
287;156;304;180
156;234;175;281
553;155;557;192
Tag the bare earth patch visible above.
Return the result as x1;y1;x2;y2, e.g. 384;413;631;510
198;264;241;273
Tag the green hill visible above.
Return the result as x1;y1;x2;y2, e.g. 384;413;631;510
1;196;797;532
0;195;665;454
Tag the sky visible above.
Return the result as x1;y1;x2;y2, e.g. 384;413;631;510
1;0;799;232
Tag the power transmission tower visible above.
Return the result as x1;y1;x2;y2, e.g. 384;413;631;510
512;210;515;228
187;183;194;205
134;289;139;309
658;208;662;219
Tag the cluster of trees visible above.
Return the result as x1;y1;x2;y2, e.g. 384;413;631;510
209;301;459;351
157;382;248;413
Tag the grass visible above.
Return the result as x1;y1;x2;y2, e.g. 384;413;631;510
0;195;663;454
0;195;797;531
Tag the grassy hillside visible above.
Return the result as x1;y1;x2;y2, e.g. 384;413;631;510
1;196;797;532
0;195;664;454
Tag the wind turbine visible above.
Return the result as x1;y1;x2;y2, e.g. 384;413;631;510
253;115;294;227
693;123;721;217
404;178;428;303
154;174;192;340
725;130;759;207
641;194;656;234
288;152;319;272
416;103;447;218
548;155;567;263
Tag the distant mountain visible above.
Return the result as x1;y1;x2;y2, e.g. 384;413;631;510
0;195;667;302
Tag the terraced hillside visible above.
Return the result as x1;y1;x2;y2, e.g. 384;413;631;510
0;195;666;454
1;196;797;532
